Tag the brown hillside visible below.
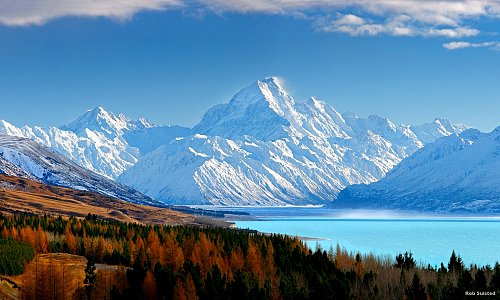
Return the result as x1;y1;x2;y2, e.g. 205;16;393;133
0;174;196;226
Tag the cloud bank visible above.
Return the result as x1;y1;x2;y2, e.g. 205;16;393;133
1;0;499;46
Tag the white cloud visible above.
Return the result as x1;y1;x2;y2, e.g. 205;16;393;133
1;0;499;42
0;0;181;26
195;0;500;25
335;14;365;26
443;41;500;50
425;27;480;38
316;13;480;38
443;41;473;50
194;0;338;14
200;0;499;38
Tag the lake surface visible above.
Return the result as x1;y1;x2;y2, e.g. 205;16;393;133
221;207;500;267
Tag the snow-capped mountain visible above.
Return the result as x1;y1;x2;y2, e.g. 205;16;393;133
332;127;500;213
0;77;470;206
118;77;467;205
0;135;161;206
0;107;191;179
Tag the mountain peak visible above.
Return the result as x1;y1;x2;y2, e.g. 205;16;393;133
259;76;282;87
230;76;290;106
60;106;130;137
61;107;155;137
193;77;297;140
333;125;499;212
433;117;469;132
84;106;114;120
245;77;295;115
79;106;116;121
91;106;107;113
0;120;24;137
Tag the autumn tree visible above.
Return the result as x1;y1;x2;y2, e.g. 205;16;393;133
185;273;199;300
96;236;105;262
146;228;161;267
244;240;264;285
142;270;158;300
173;278;187;300
164;232;184;272
37;226;49;253
64;223;77;254
20;227;36;249
229;248;244;279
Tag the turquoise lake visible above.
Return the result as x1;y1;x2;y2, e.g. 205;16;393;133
224;207;500;267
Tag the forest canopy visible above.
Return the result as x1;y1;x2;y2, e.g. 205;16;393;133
0;212;498;299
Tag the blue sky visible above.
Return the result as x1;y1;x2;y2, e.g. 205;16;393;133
0;1;499;131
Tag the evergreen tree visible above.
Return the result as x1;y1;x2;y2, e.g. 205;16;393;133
395;251;416;270
448;250;464;274
406;273;426;300
491;263;500;290
474;268;487;290
84;257;97;300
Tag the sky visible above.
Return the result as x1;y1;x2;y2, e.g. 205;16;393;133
0;0;499;132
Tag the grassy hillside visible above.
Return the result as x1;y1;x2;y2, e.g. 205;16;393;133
0;174;196;226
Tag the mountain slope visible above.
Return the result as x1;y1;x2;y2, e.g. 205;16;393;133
0;174;195;225
118;77;467;205
332;127;500;213
0;135;161;206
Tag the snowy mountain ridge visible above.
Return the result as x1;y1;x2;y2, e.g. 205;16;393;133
0;107;191;179
332;127;500;213
60;106;153;138
0;77;469;205
118;77;468;205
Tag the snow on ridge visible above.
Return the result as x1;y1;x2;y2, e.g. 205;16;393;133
1;106;191;179
118;78;468;206
0;78;470;206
